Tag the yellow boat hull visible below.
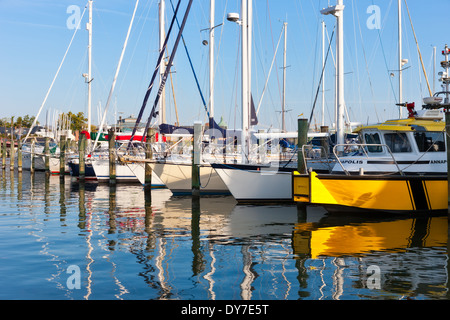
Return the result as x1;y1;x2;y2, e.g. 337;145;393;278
293;171;448;213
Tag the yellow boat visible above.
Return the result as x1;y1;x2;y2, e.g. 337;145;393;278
293;171;448;214
293;94;450;214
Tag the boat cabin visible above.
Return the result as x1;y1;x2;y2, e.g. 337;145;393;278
331;104;447;175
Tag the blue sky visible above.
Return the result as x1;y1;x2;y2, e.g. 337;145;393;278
0;0;449;132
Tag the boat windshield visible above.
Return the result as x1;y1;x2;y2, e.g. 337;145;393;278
414;131;445;152
384;133;412;153
364;133;382;153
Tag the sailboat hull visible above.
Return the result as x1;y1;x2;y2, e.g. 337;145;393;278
21;153;69;174
149;161;229;195
68;160;97;180
91;158;165;187
211;163;293;203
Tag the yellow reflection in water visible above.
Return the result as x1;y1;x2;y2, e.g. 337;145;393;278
293;216;448;259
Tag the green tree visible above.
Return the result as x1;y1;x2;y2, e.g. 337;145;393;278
66;111;88;131
20;115;36;127
0;115;37;128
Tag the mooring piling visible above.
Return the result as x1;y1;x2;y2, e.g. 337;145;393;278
192;121;202;197
108;129;116;185
59;135;66;178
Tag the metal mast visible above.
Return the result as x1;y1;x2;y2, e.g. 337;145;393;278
282;22;287;132
87;0;93;137
209;0;215;125
321;0;345;150
159;0;166;131
398;0;403;118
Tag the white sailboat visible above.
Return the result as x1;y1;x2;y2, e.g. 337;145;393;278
71;0;164;187
131;0;230;195
21;135;68;174
212;0;339;203
21;1;92;175
315;0;448;177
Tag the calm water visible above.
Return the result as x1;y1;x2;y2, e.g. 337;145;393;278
1;167;449;300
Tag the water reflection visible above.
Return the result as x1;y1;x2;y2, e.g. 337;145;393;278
293;209;449;299
0;169;449;300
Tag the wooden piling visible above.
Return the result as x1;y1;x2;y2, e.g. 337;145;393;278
59;135;66;178
78;133;86;181
297;118;308;174
17;139;22;172
144;128;155;191
10;137;15;171
192;121;202;197
1;140;5;170
44;137;50;176
30;140;35;174
108;129;116;185
320;126;329;158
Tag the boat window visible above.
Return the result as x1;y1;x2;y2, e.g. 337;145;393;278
384;133;412;153
364;133;382;153
414;131;445;152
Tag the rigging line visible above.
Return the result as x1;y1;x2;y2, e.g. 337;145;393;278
141;0;194;141
350;0;363;123
208;0;228;120
354;0;379;122
169;69;180;125
168;0;209;118
256;23;285;115
310;19;320;111
266;0;283;104
93;0;140;151
403;0;432;96
23;2;89;143
117;0;154;95
127;0;182;150
372;0;397;103
308;28;335;128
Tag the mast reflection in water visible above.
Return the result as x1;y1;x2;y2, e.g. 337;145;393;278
0;169;449;300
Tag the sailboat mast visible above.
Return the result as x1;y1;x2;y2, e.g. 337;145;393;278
241;0;249;162
282;22;287;132
321;2;344;148
159;0;166;132
87;0;93;137
336;0;345;149
398;0;403;118
209;0;215;125
433;46;436;94
321;20;325;127
444;44;450;104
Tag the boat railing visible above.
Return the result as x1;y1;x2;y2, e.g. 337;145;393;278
332;143;405;176
301;145;335;173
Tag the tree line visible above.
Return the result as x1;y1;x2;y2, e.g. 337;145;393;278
1;112;89;131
